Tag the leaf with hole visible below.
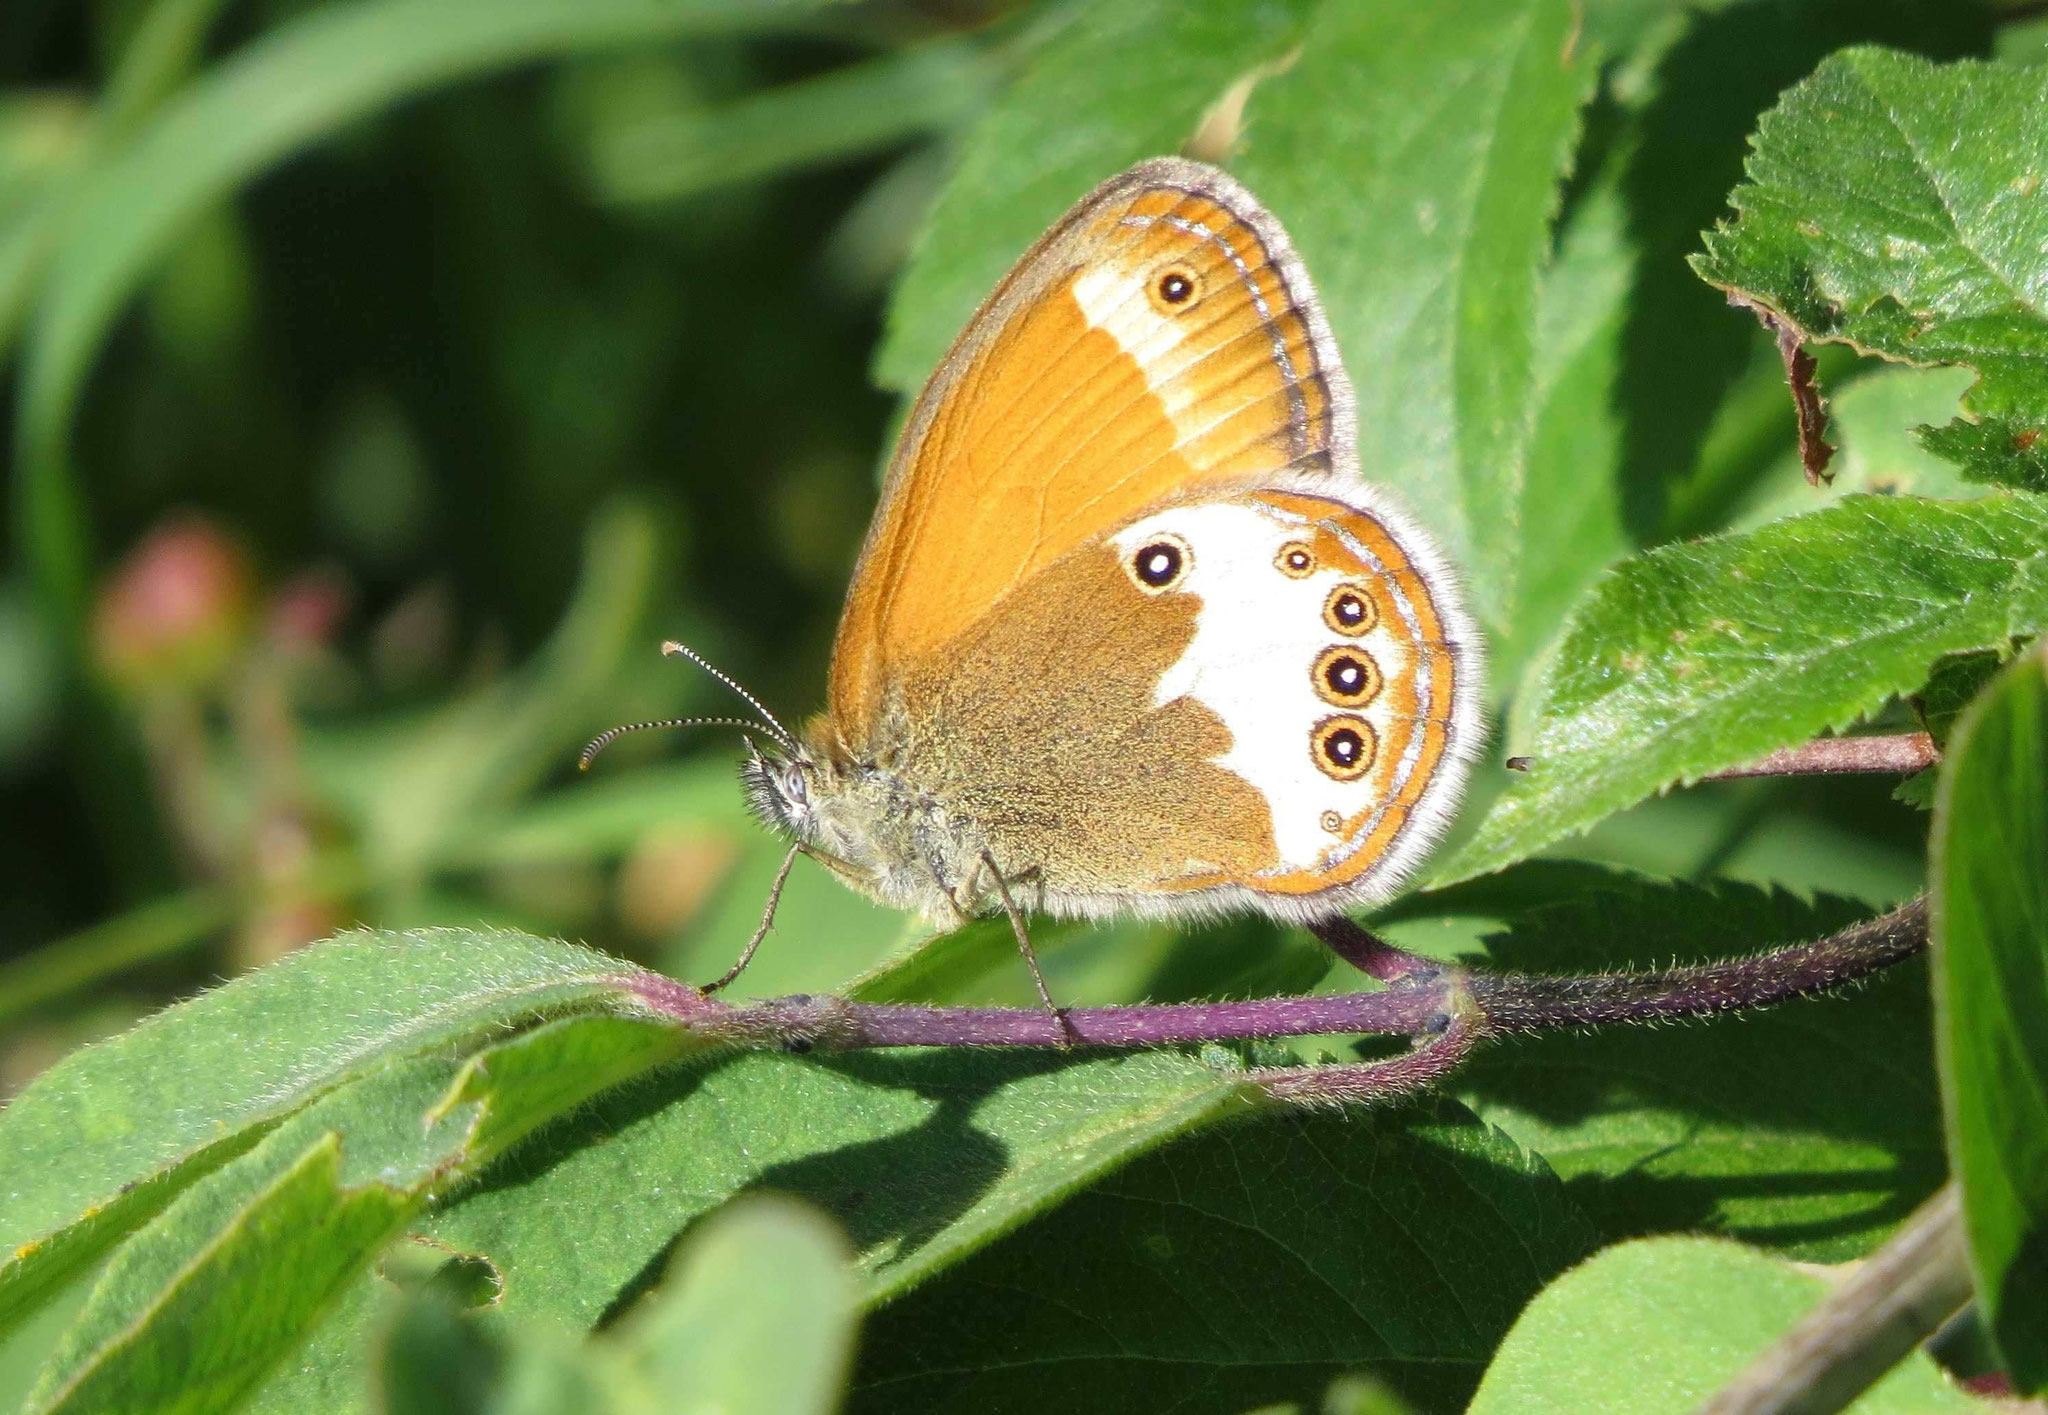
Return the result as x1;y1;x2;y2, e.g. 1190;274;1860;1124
0;927;648;1339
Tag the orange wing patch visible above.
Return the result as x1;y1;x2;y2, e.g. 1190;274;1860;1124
829;159;1352;747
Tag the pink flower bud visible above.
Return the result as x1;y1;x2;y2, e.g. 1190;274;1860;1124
93;514;253;694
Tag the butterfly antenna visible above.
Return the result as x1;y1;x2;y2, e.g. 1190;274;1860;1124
578;717;779;771
660;640;798;751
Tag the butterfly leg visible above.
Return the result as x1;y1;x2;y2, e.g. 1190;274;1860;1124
977;851;1072;1041
699;840;801;994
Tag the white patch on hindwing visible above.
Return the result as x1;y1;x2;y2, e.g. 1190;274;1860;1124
1109;499;1426;876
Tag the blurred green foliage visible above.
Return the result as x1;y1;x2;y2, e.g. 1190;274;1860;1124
0;0;1015;1059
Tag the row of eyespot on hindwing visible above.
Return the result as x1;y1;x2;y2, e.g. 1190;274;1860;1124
1124;534;1385;789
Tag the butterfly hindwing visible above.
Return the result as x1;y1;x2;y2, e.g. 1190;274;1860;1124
1104;486;1481;910
882;482;1480;918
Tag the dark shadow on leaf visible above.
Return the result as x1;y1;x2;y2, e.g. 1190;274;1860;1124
1557;1158;1932;1254
1390;861;1947;1255
848;1096;1596;1415
499;1045;1094;1328
1134;915;1332;1003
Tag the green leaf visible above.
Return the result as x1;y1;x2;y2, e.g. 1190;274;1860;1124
1932;641;2048;1391
1447;865;1943;1260
1690;47;2048;490
0;927;643;1336
1921;416;2048;493
248;1045;1256;1411
1502;155;1634;691
372;1196;856;1415
15;0;838;636
1731;365;1985;530
1896;648;2007;808
621;1196;857;1415
22;1068;444;1415
23;1014;696;1415
1467;1237;1977;1414
378;1294;643;1415
848;1097;1597;1413
873;0;1313;395
1232;0;1594;633
444;1047;1249;1312
1442;493;2048;882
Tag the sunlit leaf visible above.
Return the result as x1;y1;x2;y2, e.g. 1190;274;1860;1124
1691;47;2048;492
1444;493;2048;881
1468;1237;1976;1414
0;928;644;1336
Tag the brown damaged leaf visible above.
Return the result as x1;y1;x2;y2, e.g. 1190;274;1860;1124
1728;291;1835;485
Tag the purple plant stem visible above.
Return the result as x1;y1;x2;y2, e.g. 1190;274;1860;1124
1309;916;1441;983
621;972;1453;1049
1252;1010;1481;1106
1700;732;1937;781
1467;896;1929;1030
618;896;1928;1060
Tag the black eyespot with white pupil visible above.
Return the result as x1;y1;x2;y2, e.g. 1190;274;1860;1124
1328;659;1365;694
1157;270;1194;305
1275;541;1316;578
1312;714;1377;782
1130;536;1189;591
1324;583;1377;636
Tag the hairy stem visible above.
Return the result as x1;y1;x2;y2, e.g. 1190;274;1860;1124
619;897;1929;1087
1251;1008;1482;1106
1700;732;1937;781
621;973;1455;1049
1308;915;1443;983
1466;897;1928;1031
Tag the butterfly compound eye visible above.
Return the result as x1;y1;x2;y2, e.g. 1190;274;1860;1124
1312;715;1377;782
1127;533;1192;593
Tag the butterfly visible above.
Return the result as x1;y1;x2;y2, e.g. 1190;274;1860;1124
588;157;1484;1012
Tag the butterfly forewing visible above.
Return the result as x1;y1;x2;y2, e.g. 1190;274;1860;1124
830;158;1356;742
